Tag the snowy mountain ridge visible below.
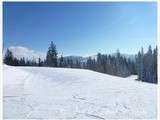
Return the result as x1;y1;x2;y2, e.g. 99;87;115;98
4;46;46;61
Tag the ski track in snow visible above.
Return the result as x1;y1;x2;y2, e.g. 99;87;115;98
3;65;157;119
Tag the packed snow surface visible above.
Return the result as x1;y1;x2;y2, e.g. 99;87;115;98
3;65;156;119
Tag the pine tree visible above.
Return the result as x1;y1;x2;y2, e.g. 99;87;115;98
46;41;58;67
140;47;145;81
76;59;80;68
38;58;43;66
96;53;104;72
136;46;157;83
4;49;14;65
13;58;19;66
70;59;73;68
87;57;92;70
145;45;153;82
59;55;64;67
19;57;25;66
153;46;157;83
115;49;121;76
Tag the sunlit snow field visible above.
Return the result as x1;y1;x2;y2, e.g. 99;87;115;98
3;65;157;119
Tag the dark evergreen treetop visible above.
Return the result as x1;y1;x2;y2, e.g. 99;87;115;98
46;41;58;67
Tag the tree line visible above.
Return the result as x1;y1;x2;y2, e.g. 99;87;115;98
4;41;157;84
136;46;157;83
85;51;136;77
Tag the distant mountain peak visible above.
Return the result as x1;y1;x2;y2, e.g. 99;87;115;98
4;46;45;61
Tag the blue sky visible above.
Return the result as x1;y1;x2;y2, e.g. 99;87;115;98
3;2;157;56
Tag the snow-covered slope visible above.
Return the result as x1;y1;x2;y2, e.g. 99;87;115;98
3;65;156;119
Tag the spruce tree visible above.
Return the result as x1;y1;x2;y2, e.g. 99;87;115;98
153;47;157;83
4;49;14;65
38;58;43;66
59;55;64;67
46;41;58;67
140;47;145;81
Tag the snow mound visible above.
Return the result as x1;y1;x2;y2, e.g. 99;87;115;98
3;65;156;119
